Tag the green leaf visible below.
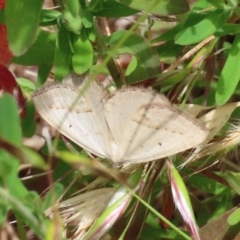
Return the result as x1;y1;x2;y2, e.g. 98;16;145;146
125;56;137;76
93;0;139;17
72;30;93;74
12;30;56;66
65;0;80;17
0;94;21;145
107;30;161;84
228;208;240;225
37;64;52;87
216;33;240;104
215;23;240;37
175;9;231;45
39;9;61;26
154;41;184;62
206;0;228;8
5;0;44;56
62;7;82;34
0;150;28;198
21;103;36;138
118;0;189;15
16;77;36;93
88;0;103;12
86;26;96;42
54;24;72;80
151;23;184;43
188;172;228;195
82;10;93;28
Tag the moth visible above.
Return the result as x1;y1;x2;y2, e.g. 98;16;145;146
32;77;208;167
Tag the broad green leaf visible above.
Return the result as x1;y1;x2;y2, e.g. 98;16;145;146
107;30;161;84
72;30;93;74
93;0;139;17
228;208;240;225
12;30;56;66
154;41;184;62
125;56;137;76
206;0;227;8
39;9;61;26
0;150;28;198
86;26;96;42
65;0;80;17
216;33;240;104
0;94;21;145
88;0;103;12
37;64;52;87
188;172;228;195
175;9;231;45
151;23;184;43
189;0;224;11
21;103;36;138
210;193;232;221
5;0;44;56
215;23;240;37
16;78;36;93
62;7;82;34
118;0;189;15
82;10;93;28
54;24;72;80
